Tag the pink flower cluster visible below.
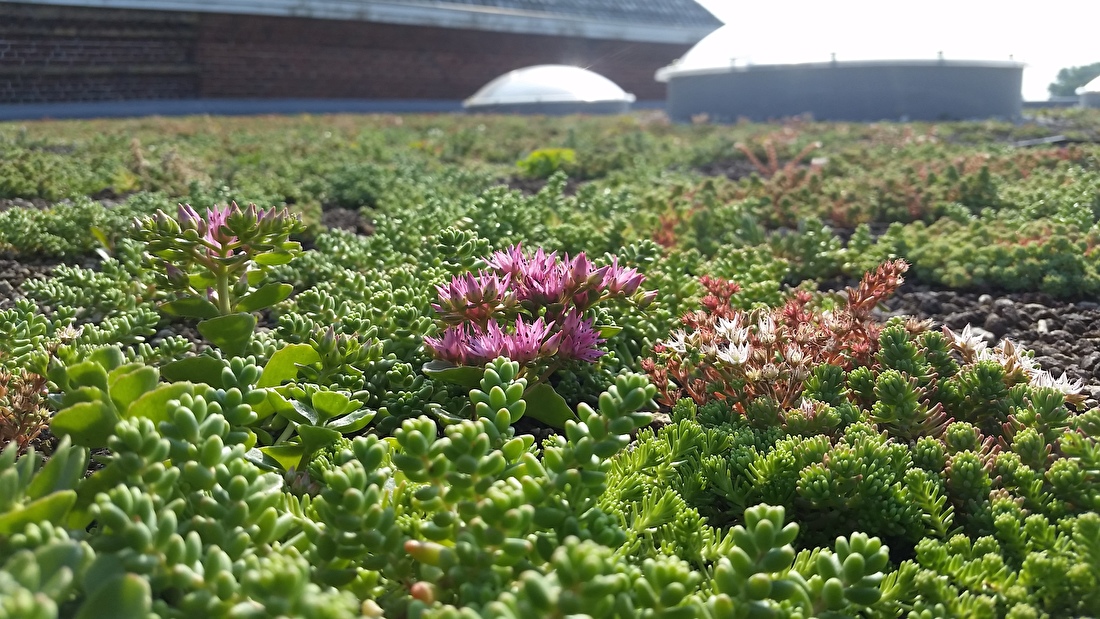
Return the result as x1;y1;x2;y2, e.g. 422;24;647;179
425;244;652;368
176;202;291;257
425;312;604;367
485;245;648;316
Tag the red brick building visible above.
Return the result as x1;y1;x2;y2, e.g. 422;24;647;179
0;0;720;104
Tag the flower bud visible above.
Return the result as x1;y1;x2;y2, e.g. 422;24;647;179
165;264;189;288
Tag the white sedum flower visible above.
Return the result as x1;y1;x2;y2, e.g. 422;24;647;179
716;316;750;344
717;342;751;366
663;329;691;354
1031;369;1085;397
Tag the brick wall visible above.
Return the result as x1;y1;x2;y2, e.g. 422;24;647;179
196;13;685;100
0;3;199;103
1;3;689;103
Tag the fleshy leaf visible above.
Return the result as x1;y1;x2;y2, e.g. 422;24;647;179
326;408;376;434
125;383;195;426
235;282;294;313
523;384;577;429
254;251;295;266
276;399;318;426
74;573;151;619
197;313;256;357
51;401;119;448
0;491;77;535
66;361;109;392
423;360;485;389
26;439;87;500
87;347;126;372
311;391;355;421
251;389;293;422
161;356;226;389
298;425;341;458
258;344;320;388
107;366;160;412
597;325;623;338
258;444;305;472
160;297;221;320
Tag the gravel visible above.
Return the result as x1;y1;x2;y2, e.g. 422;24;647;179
877;283;1100;409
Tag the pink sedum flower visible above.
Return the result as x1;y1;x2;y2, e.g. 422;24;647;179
486;244;527;279
503;316;559;364
424;325;472;365
432;271;515;325
602;257;644;296
179;203;238;252
466;321;509;366
428;244;653;369
557;310;605;363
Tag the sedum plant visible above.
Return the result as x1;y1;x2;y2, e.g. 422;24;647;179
135;202;302;355
424;245;655;426
643;259;909;412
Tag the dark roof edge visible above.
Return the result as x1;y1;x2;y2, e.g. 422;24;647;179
14;0;717;44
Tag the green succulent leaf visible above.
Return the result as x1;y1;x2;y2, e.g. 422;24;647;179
235;282;294;313
0;490;77;535
258;343;320;388
254;250;296;266
25;439;87;500
597;325;623;338
298;425;342;458
107;366;160;412
197;312;257;357
160;356;227;389
51;401;119;448
66;361;110;392
160;297;222;319
278;399;319;426
523;383;577;428
259;444;306;472
125;382;195;426
74;573;151;619
87;346;126;372
423;359;486;388
311;391;356;421
327;408;377;434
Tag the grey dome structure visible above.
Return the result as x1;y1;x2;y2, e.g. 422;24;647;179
464;65;636;115
1079;75;1100;108
656;26;1024;123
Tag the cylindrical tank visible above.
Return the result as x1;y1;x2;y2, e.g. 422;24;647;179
658;59;1024;122
655;24;1025;123
464;65;635;115
1079;75;1100;108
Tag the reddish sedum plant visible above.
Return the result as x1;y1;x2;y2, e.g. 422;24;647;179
426;244;655;372
0;370;49;454
643;259;909;411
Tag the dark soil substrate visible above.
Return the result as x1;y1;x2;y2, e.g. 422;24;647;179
0;254;100;310
691;159;765;182
320;207;374;235
0;195;128;212
0;258;56;309
505;175;583;196
876;283;1100;409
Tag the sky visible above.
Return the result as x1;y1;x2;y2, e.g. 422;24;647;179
693;1;1100;100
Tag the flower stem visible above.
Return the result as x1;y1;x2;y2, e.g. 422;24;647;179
216;267;232;315
523;359;564;396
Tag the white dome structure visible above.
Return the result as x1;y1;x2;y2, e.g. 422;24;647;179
1079;75;1100;108
657;24;1023;123
464;65;635;115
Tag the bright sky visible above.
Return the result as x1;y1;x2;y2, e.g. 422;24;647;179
693;1;1100;100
